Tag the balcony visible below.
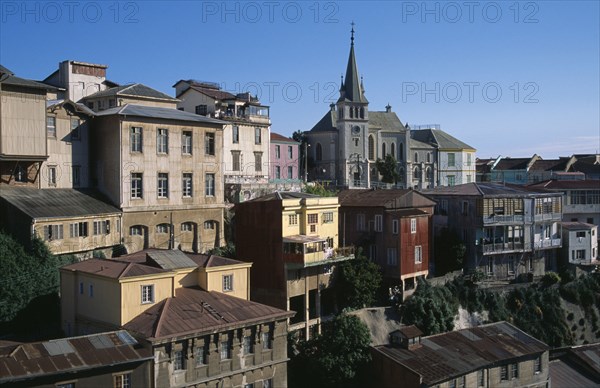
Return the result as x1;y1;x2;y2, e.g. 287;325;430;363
283;235;354;268
481;241;526;255
533;213;562;222
534;238;562;249
483;214;528;224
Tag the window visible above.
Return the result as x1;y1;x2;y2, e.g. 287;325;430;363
576;231;586;238
534;356;542;374
93;220;109;235
263;379;273;388
448;175;456;186
114;373;131;388
467;174;472;183
48;166;57;186
156;223;170;234
130;225;143;236
255;127;261;144
181;222;194;232
477;370;484;387
182;173;193;197
157;128;168;153
289;214;298;225
157;173;169;198
392;219;399;234
357;214;365;231
220;338;231;360
415;246;422;263
72;165;81;187
89;284;94;298
510;363;518;379
182;131;192;154
70;118;80;140
43;224;63;241
255;152;262;172
448;153;456;167
576;250;585;259
232;126;239;143
195;343;207;366
204;220;216;229
78;282;84;294
323;212;334;223
488;258;494;275
232;151;241;171
131;173;143;198
130;127;142;152
14;165;27;183
391;143;396;158
47;116;56;137
275;166;281;179
410;218;417;233
173;350;184;370
387;248;398;266
382;142;386;157
288;166;294;179
316;143;322;161
374;215;383;232
414;152;418;163
195;104;207;115
462;201;469;216
262;331;272;350
449;379;456;388
288;145;293;159
243;335;254;355
205;132;215;155
141;285;154;304
223;274;233;292
500;365;508;381
205;174;215;196
275;145;281;159
413;166;421;180
467;153;472;166
308;214;318;224
69;222;88;238
458;376;465;388
508;256;515;275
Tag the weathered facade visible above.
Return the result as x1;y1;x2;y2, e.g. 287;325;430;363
425;183;563;279
91;104;226;253
60;249;291;388
561;222;598;267
338;189;435;299
270;132;300;183
371;322;550;388
235;192;354;339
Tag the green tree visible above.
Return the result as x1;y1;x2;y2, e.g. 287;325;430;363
207;242;236;259
303;182;337;197
401;278;458;335
375;154;400;184
434;228;466;275
290;314;372;387
337;249;382;309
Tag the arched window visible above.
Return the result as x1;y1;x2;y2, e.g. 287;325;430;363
425;167;432;182
360;107;365;118
382;143;386;158
391;143;396;158
413;166;421;180
399;143;404;160
414;152;419;163
349;107;354;118
316;143;323;161
156;223;170;234
427;152;431;163
398;167;404;183
368;135;375;160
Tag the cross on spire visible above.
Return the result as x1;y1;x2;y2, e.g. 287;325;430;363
351;21;355;45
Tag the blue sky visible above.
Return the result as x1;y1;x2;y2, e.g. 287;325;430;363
1;1;598;158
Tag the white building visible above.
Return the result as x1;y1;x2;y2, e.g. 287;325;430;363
561;222;598;265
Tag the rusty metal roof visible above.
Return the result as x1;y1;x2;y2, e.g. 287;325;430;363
123;287;294;341
0;330;151;383
373;321;548;386
61;258;168;279
338;188;436;209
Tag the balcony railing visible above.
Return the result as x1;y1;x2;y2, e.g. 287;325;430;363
534;238;562;249
533;213;562;222
283;246;355;267
483;214;527;224
481;242;525;254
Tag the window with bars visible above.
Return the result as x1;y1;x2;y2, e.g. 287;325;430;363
223;274;233;292
141;284;154;304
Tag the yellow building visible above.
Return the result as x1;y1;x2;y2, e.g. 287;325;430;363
235;192;355;340
60;249;293;388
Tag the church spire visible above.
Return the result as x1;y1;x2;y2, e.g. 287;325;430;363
338;22;368;103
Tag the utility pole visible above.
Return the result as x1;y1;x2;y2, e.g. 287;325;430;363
304;142;309;183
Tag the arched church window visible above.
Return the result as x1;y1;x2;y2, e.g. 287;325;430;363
368;135;375;160
382;143;386;158
316;143;323;161
414;152;419;163
391;143;396;158
413;166;421;179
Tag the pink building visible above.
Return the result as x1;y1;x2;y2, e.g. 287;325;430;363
270;132;300;182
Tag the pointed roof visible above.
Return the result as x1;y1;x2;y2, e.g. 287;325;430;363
338;26;368;104
82;83;179;102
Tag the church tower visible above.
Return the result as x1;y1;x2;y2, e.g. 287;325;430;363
336;23;370;187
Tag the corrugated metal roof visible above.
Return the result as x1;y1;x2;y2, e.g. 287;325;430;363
0;330;151;383
146;250;198;270
95;104;226;125
550;359;599;387
84;83;177;101
123;287;294;341
338;188;436;209
373;321;548;386
0;187;120;219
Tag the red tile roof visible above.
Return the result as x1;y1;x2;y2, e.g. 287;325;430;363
338;188;436;209
270;132;299;143
123;287;294;341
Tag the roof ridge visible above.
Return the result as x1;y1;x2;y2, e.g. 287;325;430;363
154;298;171;338
118;262;134;278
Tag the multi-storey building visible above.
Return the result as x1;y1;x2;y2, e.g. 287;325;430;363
304;29;475;189
235;192;355;339
561;222;598;268
425;183;563;280
60;249;293;388
91;103;227;253
42;60;118;102
81;83;179;112
371;321;550;388
337;189;436;300
269;132;300;183
173;80;271;202
0;330;152;388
